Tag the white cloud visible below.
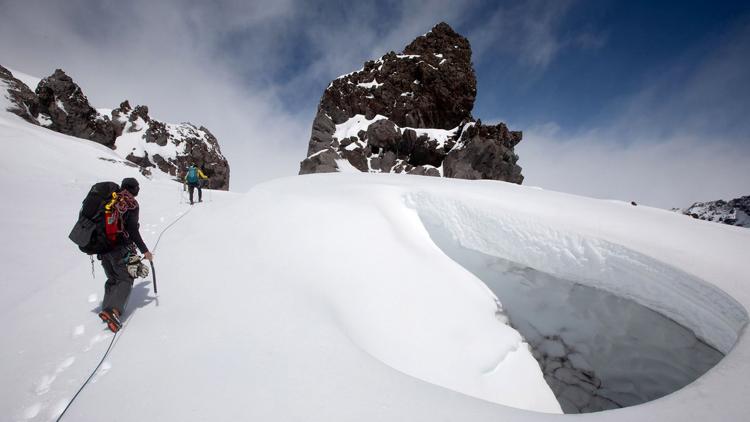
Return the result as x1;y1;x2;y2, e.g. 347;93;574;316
518;126;750;208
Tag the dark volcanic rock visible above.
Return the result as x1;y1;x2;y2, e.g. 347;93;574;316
299;22;523;183
366;119;400;150
300;148;339;174
35;69;116;146
317;22;475;130
0;65;40;124
144;120;170;146
443;121;524;183
306;111;336;156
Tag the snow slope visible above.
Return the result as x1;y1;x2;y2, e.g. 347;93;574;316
1;107;750;421
0;110;559;420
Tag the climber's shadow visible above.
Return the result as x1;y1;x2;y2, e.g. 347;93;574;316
90;280;159;319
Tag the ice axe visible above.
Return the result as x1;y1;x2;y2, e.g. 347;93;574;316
150;260;158;294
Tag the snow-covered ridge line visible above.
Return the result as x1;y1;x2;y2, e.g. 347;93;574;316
5;67;41;90
0;66;230;189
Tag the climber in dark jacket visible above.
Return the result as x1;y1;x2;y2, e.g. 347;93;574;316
98;177;153;333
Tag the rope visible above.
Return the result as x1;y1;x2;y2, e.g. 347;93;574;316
179;182;188;204
55;323;118;421
153;207;192;253
56;202;193;421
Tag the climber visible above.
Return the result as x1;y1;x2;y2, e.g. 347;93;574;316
185;164;208;205
97;177;153;332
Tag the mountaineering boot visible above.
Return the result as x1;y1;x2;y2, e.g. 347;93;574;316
99;308;122;333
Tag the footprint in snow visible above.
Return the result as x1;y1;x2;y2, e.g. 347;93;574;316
34;356;76;396
56;356;75;373
84;333;110;352
22;402;41;419
72;325;85;338
34;374;55;395
92;361;112;383
49;398;69;420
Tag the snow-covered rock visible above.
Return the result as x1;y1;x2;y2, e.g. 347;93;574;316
110;100;229;189
0;65;40;125
299;22;523;182
678;195;750;228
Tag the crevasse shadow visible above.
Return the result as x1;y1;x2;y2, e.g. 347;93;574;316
434;239;723;413
409;196;747;414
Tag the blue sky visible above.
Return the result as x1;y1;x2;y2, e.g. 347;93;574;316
1;0;748;206
469;0;750;134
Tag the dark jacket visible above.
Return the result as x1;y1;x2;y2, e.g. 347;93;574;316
120;207;149;253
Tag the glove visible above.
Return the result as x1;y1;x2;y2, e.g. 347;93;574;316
126;254;149;278
136;261;150;278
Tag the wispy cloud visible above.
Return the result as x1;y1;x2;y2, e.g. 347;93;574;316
468;0;605;69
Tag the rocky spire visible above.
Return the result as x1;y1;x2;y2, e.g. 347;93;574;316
299;22;524;183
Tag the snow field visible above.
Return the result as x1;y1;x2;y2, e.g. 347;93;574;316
2;105;750;421
0;112;560;421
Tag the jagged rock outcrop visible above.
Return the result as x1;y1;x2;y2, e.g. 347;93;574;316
299;22;524;183
0;65;40;124
35;69;117;146
678;196;750;228
111;101;229;189
1;66;229;189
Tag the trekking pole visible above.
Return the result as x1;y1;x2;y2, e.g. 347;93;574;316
150;260;157;294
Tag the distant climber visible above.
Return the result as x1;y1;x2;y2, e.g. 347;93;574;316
185;164;208;205
97;178;153;332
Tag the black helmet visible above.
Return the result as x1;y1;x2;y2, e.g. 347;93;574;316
121;177;140;196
